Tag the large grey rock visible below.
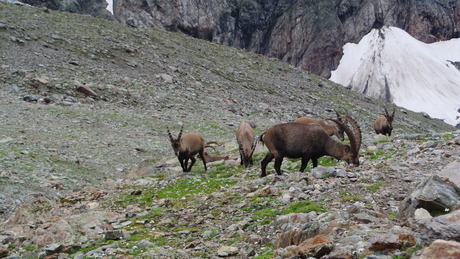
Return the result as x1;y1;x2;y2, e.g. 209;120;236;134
398;175;460;220
420;209;460;244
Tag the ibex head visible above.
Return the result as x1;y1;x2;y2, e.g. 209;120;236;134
329;114;361;166
167;125;183;156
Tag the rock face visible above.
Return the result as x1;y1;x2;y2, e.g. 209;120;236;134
111;0;460;78
20;0;114;20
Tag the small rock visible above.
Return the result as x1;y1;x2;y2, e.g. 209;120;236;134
105;230;124;240
217;246;239;257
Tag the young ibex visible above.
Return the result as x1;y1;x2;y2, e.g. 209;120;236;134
374;106;396;136
167;126;207;172
259;114;362;177
201;152;229;163
294;110;346;141
236;122;256;167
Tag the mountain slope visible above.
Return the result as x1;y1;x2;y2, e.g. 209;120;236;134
0;3;459;258
330;26;460;127
0;1;455;212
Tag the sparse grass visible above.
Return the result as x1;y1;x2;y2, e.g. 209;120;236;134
154;177;237;199
364;183;384;192
360;178;373;183
253;250;275;259
368;150;385;160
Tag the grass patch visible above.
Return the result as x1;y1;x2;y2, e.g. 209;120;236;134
368;150;385;160
360;178;373;183
253;250;274;259
364;183;384;193
317;157;339;167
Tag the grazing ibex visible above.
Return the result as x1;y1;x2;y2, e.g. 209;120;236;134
236;122;256;167
374;106;396;136
167;126;207;172
259;115;362;177
201;152;229;163
294;110;346;141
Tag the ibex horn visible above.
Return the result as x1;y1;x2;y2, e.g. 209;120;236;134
177;125;184;140
167;126;175;142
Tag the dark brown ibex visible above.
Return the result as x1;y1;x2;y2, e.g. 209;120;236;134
167;126;207;172
236;122;256;167
259;115;361;177
294;110;346;141
374;106;396;136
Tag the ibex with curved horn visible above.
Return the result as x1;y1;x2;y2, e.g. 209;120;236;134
294;110;346;141
167;126;207;172
259;114;361;177
374;106;396;136
236;122;256;167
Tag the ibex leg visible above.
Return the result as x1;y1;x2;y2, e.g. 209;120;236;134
260;153;274;177
187;157;196;172
179;158;187;172
312;158;318;168
300;157;311;172
274;157;284;175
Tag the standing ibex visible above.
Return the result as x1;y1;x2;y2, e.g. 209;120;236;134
259;114;361;177
374;106;396;136
236;122;256;167
167;126;207;172
294;110;346;141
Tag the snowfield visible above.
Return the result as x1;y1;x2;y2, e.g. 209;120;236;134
330;26;460;127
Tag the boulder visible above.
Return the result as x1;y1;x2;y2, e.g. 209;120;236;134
397;175;460;219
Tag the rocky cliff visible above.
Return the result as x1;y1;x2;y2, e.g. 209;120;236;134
17;0;460;78
18;0;115;20
111;0;460;78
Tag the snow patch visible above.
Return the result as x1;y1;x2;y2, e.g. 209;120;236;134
330;26;460;127
106;0;113;14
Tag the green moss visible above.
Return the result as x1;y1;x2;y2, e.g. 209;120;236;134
365;183;384;193
360;178;373;183
253;250;274;259
368;150;385;160
253;207;281;225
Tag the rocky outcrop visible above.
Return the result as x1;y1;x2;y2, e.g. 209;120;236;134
112;0;460;78
19;0;114;20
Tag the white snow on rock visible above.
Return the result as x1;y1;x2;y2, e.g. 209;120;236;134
330;26;460;127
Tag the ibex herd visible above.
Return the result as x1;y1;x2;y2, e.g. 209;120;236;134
168;106;395;177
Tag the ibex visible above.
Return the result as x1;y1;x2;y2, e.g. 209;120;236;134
294;110;346;141
201;152;229;163
167;126;207;172
236;122;256;167
374;106;396;136
259;114;362;177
